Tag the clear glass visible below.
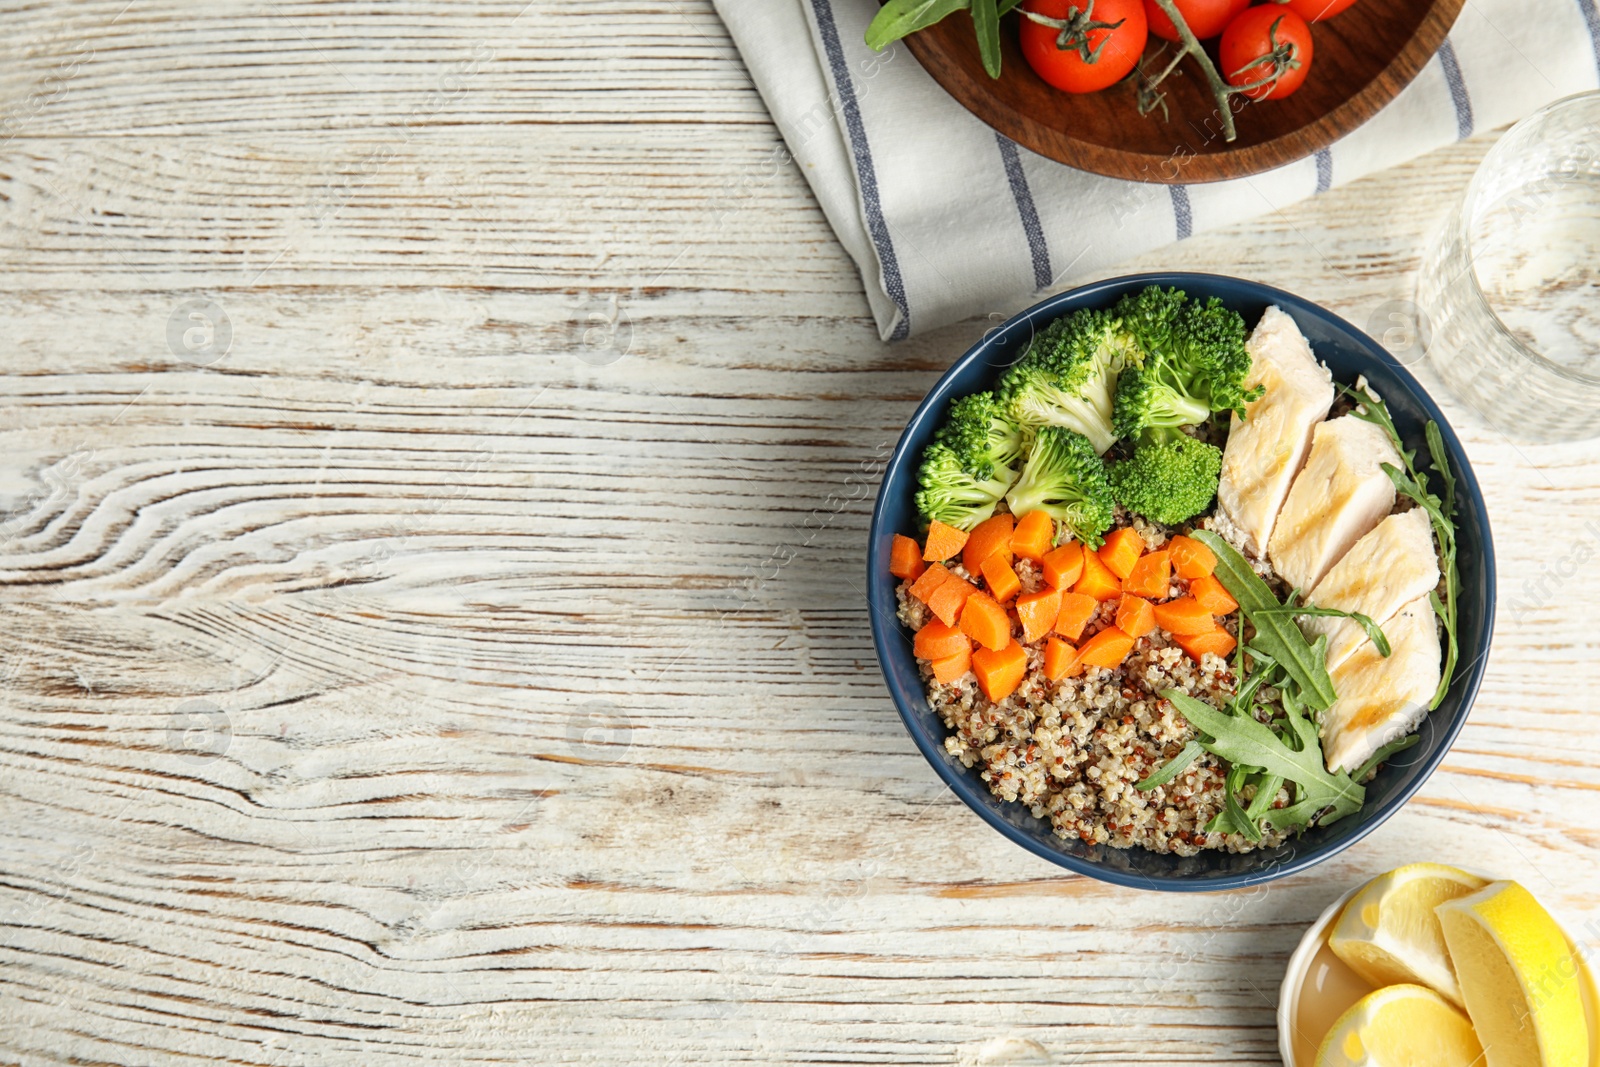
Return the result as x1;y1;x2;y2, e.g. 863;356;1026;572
1416;91;1600;443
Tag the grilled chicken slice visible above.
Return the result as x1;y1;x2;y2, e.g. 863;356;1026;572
1302;508;1441;671
1268;415;1403;594
1215;306;1334;558
1321;597;1442;774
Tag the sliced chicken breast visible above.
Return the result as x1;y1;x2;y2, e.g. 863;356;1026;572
1320;597;1442;774
1215;306;1335;557
1268;415;1402;594
1302;508;1441;671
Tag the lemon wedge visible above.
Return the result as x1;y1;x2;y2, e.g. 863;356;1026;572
1328;862;1488;1005
1314;983;1484;1067
1437;881;1590;1067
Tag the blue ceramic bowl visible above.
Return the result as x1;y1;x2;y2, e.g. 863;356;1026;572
867;272;1495;891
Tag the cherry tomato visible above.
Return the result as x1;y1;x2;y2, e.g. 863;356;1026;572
1143;0;1249;41
1020;0;1149;94
1279;0;1361;21
1219;5;1313;100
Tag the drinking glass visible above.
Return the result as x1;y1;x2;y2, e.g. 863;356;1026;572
1416;91;1600;443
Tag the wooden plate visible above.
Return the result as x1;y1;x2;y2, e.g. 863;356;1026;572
900;0;1465;183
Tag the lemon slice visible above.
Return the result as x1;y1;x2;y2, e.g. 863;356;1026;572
1314;983;1484;1067
1437;880;1591;1067
1328;862;1488;1005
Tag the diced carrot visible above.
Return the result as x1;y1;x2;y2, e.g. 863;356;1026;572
972;640;1027;702
923;520;969;562
1053;592;1099;641
1043;636;1082;681
930;645;973;684
1152;595;1215;635
1098;527;1146;581
907;563;951;605
980;554;1022;604
1015;588;1063;645
926;574;977;627
890;534;926;581
1073;548;1123;601
1041;542;1084;590
962;513;1014;576
1010;510;1055;563
1174;626;1237;662
1167;534;1217;580
1077;626;1136;670
913;619;971;661
1122;549;1171;600
958;592;1013;652
1115;594;1156;638
1189;574;1238;615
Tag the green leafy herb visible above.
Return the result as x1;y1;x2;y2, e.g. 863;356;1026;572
1135;739;1204;791
865;0;970;52
1163;690;1363;810
1352;733;1421;782
1254;605;1392;658
1341;384;1461;709
1244;771;1287;822
1191;529;1338;709
970;0;1002;78
1208;762;1262;841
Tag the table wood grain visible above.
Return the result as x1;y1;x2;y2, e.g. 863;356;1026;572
1;3;1597;1065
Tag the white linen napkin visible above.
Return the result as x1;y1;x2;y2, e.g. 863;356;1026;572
713;0;1600;339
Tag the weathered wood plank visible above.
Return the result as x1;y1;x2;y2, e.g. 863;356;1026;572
1;2;1597;1065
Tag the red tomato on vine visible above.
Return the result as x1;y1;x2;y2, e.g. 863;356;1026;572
1143;0;1249;41
1020;0;1150;94
1219;5;1314;100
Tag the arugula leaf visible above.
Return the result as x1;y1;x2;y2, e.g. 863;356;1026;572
1135;739;1204;791
1352;732;1421;782
996;0;1024;11
1244;772;1286;822
1207;763;1261;841
1255;605;1392;657
865;0;970;51
1161;689;1364;808
1191;530;1339;709
970;0;1002;77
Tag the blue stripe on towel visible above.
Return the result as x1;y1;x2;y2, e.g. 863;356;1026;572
809;0;911;339
1577;0;1600;80
1315;149;1333;193
1168;185;1193;240
995;134;1053;289
1436;39;1474;140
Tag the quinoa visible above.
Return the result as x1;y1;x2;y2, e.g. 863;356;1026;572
899;520;1293;856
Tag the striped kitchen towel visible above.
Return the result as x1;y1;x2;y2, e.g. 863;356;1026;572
713;0;1600;340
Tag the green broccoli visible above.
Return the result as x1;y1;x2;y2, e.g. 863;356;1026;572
1003;426;1116;548
1111;288;1263;441
914;441;1013;531
936;391;1026;482
998;308;1141;455
1107;436;1223;526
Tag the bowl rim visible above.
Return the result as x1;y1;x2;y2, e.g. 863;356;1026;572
866;270;1496;892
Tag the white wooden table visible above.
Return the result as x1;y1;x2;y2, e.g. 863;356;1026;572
2;4;1597;1064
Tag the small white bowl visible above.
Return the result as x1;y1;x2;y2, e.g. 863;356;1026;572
1278;879;1600;1067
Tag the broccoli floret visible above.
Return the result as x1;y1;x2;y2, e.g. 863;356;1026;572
1107;436;1223;526
1111;288;1264;439
998;308;1140;455
936;391;1026;482
915;442;1014;531
1003;426;1115;548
